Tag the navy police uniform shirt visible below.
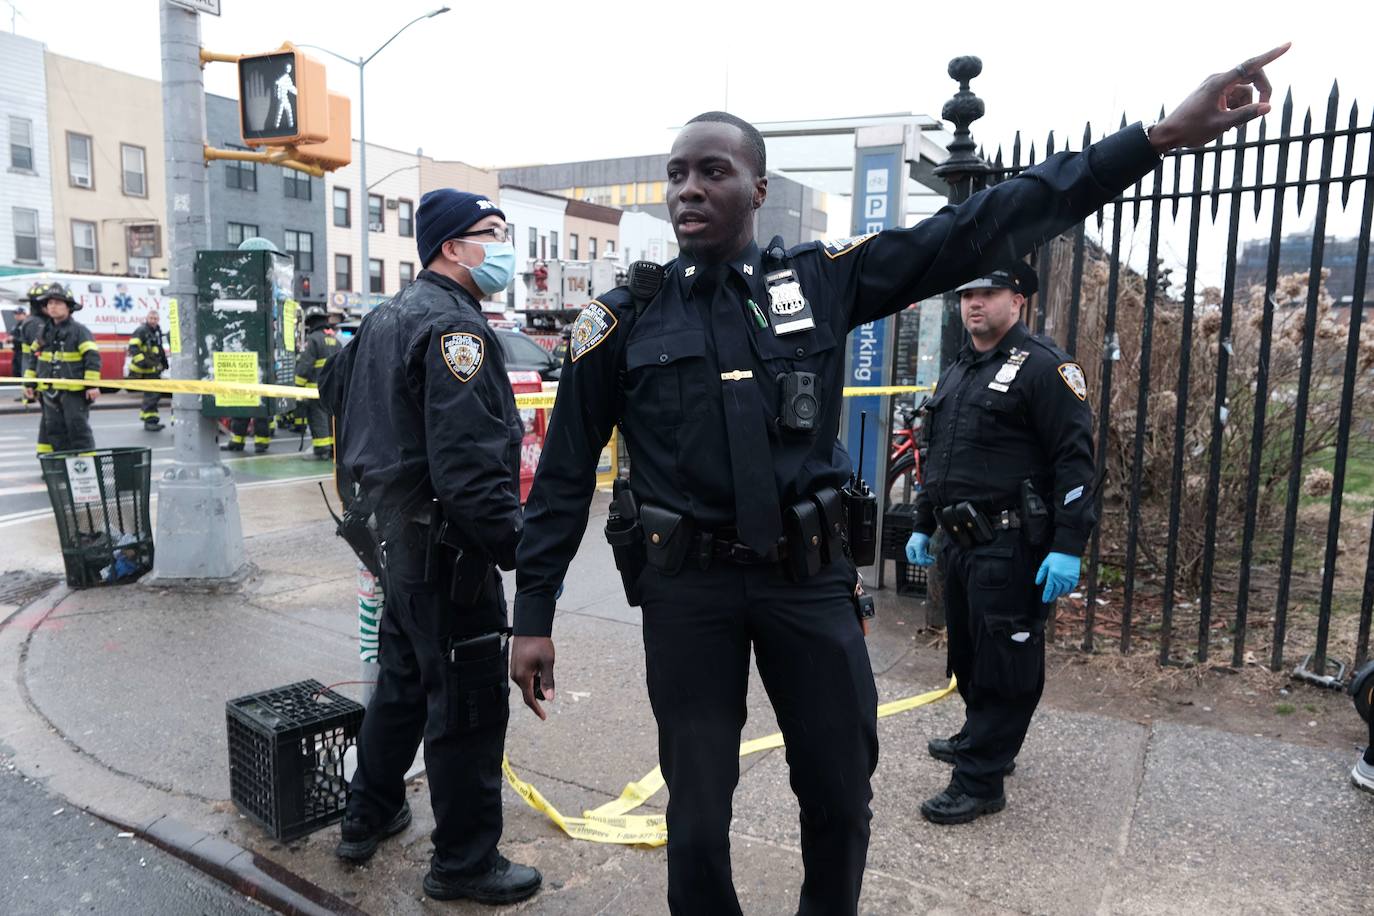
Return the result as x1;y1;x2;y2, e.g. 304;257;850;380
514;123;1160;637
913;321;1097;555
331;269;524;567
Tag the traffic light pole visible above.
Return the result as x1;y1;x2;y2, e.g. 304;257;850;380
154;0;246;580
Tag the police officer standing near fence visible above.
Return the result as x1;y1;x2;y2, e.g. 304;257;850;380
328;189;540;905
127;309;169;431
34;283;100;452
904;262;1093;824
511;44;1289;914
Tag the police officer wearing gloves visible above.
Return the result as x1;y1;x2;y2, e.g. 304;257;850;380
512;43;1288;915
127;309;169;431
33;283;101;452
904;261;1093;825
294;303;341;460
327;189;540;905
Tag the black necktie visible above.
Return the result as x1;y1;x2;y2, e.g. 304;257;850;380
705;270;782;555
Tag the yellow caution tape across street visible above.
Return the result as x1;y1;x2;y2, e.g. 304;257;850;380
503;675;957;847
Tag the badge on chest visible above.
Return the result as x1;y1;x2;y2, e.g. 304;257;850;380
765;269;815;336
987;348;1030;392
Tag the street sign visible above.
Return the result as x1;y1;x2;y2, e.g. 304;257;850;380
237;48;328;146
169;0;221;15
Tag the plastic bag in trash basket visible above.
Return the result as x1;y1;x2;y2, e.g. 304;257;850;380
101;533;145;583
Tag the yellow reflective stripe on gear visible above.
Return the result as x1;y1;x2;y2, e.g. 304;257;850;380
55;352;84;361
21;343;32;354
77;340;98;353
23;369;36;378
312;358;327;368
83;370;101;380
36;443;53;454
312;437;334;447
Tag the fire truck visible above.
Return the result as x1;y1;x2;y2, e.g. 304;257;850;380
519;258;622;355
0;272;172;379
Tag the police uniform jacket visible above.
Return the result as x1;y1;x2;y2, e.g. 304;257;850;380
333;269;523;566
295;326;341;387
35;318;101;391
127;323;168;377
513;123;1161;637
913;321;1096;555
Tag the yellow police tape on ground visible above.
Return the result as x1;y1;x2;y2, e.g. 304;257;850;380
503;676;957;847
0;378;931;411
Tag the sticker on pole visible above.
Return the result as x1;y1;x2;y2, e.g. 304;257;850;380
65;457;102;505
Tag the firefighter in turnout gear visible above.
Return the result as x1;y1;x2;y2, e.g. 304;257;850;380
221;416;274;454
33;283;101;452
19;283;53;456
127;310;169;431
295;303;341;460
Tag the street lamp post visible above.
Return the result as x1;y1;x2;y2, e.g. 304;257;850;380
300;6;448;304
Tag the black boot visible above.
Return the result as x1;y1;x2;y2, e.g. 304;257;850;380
220;441;244;453
312;446;334;461
143;419;165;432
334;801;412;863
920;787;1006;825
927;732;1016;775
422;855;542;905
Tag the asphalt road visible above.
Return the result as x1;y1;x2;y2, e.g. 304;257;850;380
0;395;330;523
0;750;268;916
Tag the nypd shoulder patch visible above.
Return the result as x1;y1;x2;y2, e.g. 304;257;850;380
570;300;618;362
822;233;876;259
441;331;484;382
1058;362;1088;401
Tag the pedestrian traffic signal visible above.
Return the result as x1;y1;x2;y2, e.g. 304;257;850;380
237;45;328;146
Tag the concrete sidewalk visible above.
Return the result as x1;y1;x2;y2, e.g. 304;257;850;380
1;478;1369;914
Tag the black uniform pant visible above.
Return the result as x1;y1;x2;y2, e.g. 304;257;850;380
40;390;94;452
347;527;509;879
940;529;1050;799
639;554;878;916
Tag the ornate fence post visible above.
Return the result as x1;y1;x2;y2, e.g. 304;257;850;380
933;56;992;370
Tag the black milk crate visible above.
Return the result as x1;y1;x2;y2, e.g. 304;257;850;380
882;503;919;561
895;560;929;598
226;679;364;841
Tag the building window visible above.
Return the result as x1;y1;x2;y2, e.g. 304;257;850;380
12;208;39;263
334;254;352;291
368;194;384;232
539;234;546;260
569;233;579;260
397;199;414;237
333;187;350;227
284;229;313;272
589;237;597;260
9;117;33;171
72;220;98;271
528;226;538;259
225;146;256;191
550;230;559;260
226;222;258;247
121;143;147;197
283;169;311;200
67;132;93;188
369;258;383;294
399;261;415;286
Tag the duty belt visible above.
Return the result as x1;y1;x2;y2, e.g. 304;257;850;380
935;501;1021;549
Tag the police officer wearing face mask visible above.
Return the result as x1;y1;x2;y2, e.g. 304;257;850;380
905;262;1092;826
511;41;1288;915
325;189;539;906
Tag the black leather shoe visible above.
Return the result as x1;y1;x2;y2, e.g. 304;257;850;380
334;801;412;863
423;855;542;905
927;733;1016;775
920;788;1006;825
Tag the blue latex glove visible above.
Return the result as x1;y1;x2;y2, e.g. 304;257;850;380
905;532;935;567
555;582;565;600
1035;552;1081;603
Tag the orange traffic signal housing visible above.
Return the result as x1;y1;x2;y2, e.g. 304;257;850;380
237;44;328;146
292;92;351;172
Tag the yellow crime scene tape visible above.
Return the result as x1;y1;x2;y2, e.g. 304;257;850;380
1;379;930;410
503;676;957;847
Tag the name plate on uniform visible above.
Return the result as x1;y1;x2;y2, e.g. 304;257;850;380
765;269;815;335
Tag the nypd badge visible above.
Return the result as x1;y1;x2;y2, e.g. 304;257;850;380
570;300;618;362
1058;362;1088;401
441;332;483;382
822;233;876;259
765;269;815;335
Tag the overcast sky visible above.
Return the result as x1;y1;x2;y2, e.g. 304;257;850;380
9;0;1372;281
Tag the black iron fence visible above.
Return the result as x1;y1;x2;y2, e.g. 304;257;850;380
934;60;1374;674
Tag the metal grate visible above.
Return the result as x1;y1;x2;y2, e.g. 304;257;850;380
0;571;62;606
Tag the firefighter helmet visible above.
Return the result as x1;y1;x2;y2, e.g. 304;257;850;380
37;282;80;311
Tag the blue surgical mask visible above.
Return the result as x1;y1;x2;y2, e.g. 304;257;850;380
461;242;517;296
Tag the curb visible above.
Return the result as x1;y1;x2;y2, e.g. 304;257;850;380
126;814;367;916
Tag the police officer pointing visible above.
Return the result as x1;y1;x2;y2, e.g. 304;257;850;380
905;262;1092;825
512;45;1287;914
327;190;540;905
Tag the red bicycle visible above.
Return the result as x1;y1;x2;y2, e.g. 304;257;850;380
885;401;924;508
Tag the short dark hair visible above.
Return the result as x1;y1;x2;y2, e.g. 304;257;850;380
686;111;766;178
